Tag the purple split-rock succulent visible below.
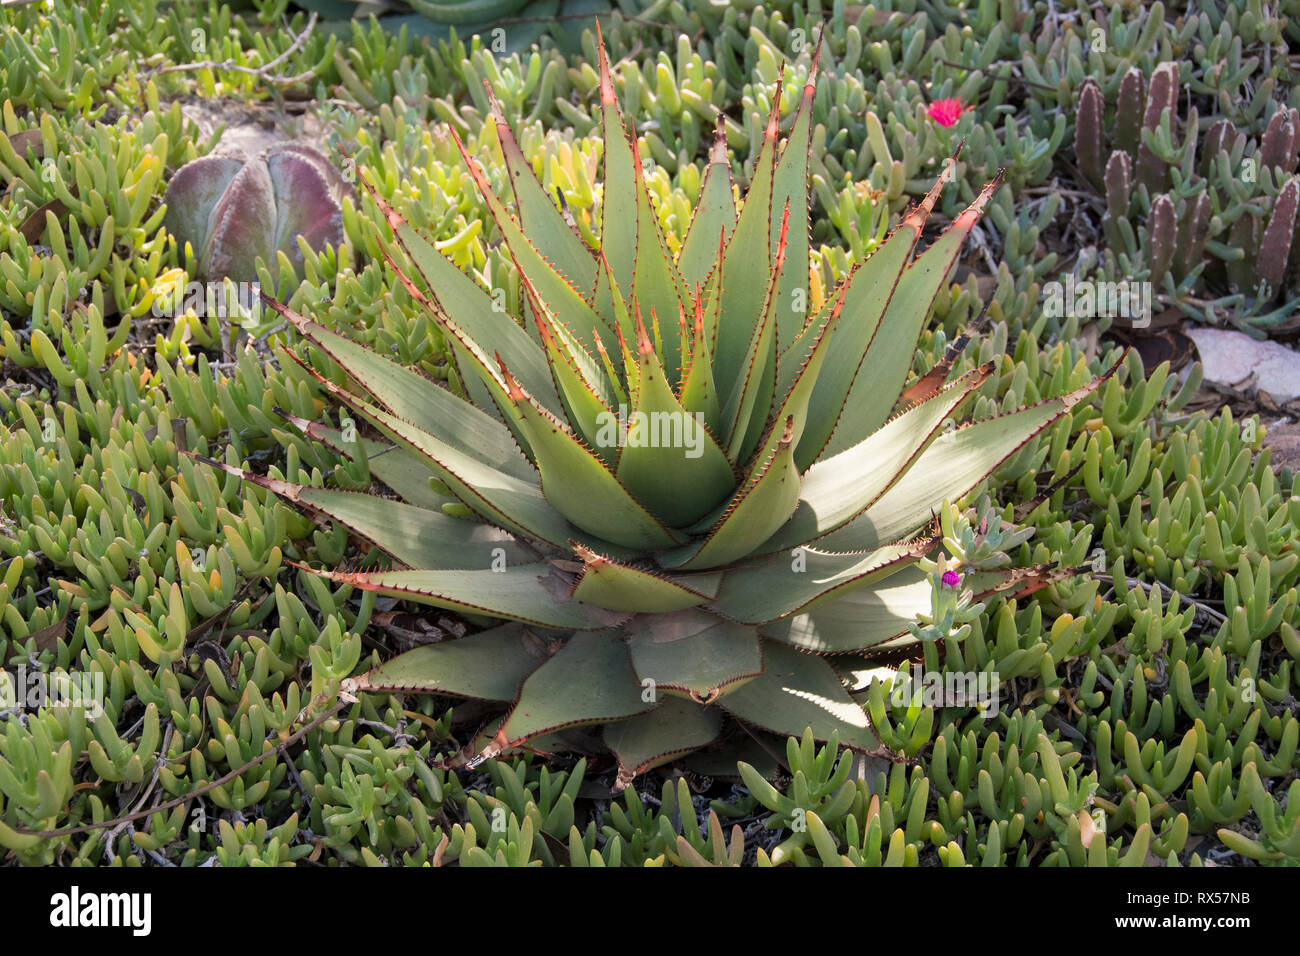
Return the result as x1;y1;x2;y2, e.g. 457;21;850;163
162;144;354;283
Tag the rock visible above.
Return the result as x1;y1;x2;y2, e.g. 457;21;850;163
1185;327;1300;403
1263;421;1300;472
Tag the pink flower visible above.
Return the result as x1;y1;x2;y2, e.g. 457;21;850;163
941;570;962;589
927;98;970;128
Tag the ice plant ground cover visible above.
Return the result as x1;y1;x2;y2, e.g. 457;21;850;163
0;0;1297;868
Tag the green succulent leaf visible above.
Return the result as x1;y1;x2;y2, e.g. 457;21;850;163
595;38;638;296
569;544;722;613
661;416;800;571
819;175;1002;460
718;200;786;459
213;467;529;570
274;408;450;511
677;121;736;289
488;93;596;294
817;365;1118;552
793;175;943;469
627;614;763;702
484;630;655;761
310;376;581;549
355;623;543;701
362;180;562;417
449;128;613;358
761;365;993;553
614;315;735;527
761;566;934;653
604;697;724;788
707;541;933;625
771;69;817;381
268;297;535;481
500;362;685;550
719;640;879;752
313;564;624;630
712;98;778;402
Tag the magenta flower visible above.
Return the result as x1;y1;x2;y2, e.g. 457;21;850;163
941;569;962;588
927;98;970;128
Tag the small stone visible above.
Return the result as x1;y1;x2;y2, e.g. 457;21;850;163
1185;328;1300;403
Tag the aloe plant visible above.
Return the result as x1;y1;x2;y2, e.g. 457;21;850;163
162;143;354;284
221;35;1116;787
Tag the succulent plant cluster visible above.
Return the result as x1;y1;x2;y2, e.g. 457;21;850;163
1074;63;1300;328
1;0;1298;868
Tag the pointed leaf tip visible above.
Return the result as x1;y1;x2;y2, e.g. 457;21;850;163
709;114;728;163
806;25;826;87
596;18;617;107
635;304;654;355
764;76;785;142
496;352;525;401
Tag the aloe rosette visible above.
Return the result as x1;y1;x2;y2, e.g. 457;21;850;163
224;38;1116;786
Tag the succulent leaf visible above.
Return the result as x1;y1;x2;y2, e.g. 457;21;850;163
355;623;544;701
162;144;352;283
717;641;879;752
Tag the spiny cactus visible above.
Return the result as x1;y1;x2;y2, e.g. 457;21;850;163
1073;64;1300;324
